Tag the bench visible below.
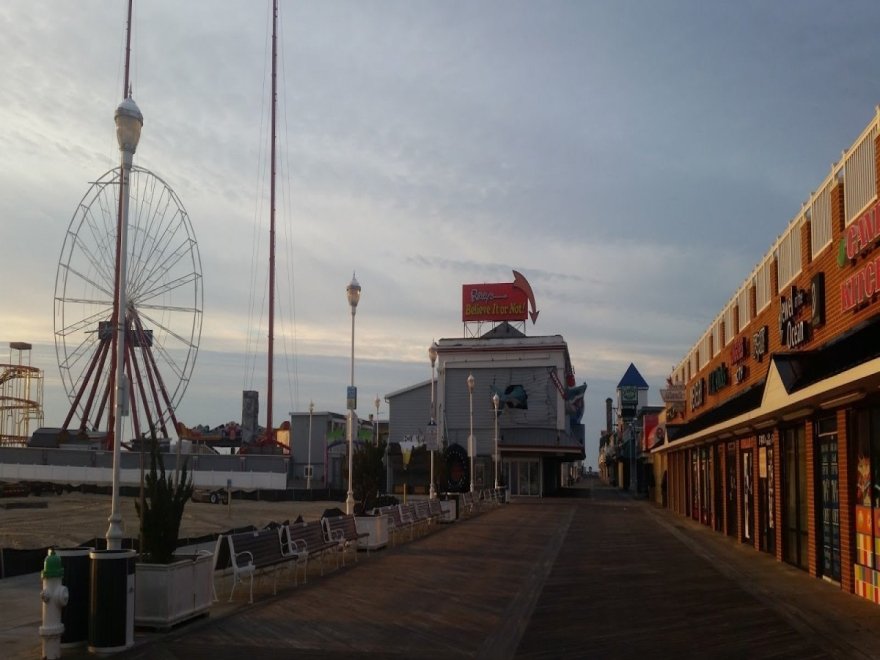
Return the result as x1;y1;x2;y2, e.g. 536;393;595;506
459;491;477;517
214;527;289;603
428;498;445;522
375;505;415;545
323;514;370;565
282;520;338;582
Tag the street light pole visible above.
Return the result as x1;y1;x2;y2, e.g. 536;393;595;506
374;395;380;447
428;342;438;500
467;372;475;494
307;401;314;491
345;273;361;515
107;96;143;551
492;392;500;490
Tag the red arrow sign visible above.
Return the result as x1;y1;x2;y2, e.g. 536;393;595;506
512;270;539;324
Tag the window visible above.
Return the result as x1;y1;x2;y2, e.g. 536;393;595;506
777;218;803;289
844;123;877;227
810;186;832;259
712;321;721;356
737;286;751;331
723;303;735;345
755;256;774;312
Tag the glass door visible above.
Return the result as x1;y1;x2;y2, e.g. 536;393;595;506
816;416;840;582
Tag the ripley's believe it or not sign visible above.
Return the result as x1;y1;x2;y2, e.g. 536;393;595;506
462;270;540;323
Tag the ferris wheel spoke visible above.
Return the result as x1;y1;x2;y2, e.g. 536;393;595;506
149;340;185;382
57;263;115;302
130;212;188;295
54;305;113;337
131;258;198;305
137;308;198;350
80;205;117;286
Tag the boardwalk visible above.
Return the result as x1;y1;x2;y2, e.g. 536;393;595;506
14;484;880;658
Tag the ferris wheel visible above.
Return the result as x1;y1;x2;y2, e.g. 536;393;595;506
54;165;203;440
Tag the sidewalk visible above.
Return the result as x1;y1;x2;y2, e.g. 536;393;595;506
5;484;880;658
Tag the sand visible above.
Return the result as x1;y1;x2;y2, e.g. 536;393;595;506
0;492;340;550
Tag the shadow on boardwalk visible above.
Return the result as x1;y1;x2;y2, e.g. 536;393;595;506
46;484;880;659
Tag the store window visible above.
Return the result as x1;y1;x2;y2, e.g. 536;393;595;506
853;408;880;602
505;459;540;497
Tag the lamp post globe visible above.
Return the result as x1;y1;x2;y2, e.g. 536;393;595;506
345;273;360;515
107;96;143;550
492;392;500;490
466;372;475;494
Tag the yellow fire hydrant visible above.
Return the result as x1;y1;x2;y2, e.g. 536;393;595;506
39;549;68;660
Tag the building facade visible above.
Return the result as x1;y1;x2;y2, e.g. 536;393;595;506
657;107;880;603
430;323;586;497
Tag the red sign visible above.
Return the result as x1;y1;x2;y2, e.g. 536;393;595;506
642;413;659;451
462;283;528;322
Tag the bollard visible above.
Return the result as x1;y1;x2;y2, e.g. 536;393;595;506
39;549;69;660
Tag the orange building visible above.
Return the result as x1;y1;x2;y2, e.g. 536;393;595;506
656;108;880;602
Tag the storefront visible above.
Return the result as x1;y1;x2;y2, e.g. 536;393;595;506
654;106;880;606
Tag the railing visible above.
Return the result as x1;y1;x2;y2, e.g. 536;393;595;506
0;447;289;490
676;107;880;384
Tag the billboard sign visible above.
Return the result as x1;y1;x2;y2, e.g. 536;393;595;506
462;270;540;324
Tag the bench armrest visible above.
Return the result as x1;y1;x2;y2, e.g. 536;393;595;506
234;550;254;568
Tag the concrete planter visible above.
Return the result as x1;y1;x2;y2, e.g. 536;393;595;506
439;499;457;522
355;515;388;550
134;551;213;629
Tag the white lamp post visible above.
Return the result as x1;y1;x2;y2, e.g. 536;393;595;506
345;273;361;515
107;96;143;550
492;392;500;490
467;372;475;493
428;341;438;500
307;401;314;491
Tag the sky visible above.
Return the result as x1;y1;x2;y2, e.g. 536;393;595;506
3;0;880;466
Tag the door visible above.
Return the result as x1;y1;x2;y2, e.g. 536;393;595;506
757;433;776;555
782;425;808;570
726;443;738;538
816;416;840;582
742;448;754;544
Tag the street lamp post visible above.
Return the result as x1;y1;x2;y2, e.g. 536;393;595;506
492;392;500;490
307;401;314;491
107;96;143;550
428;342;438;500
374;395;380;447
467;372;475;493
345;273;361;515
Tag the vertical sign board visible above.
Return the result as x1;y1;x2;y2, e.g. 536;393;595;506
619;386;638;420
346;386;357;411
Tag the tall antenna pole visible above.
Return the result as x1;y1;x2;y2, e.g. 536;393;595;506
107;0;135;449
122;0;133;97
266;0;278;445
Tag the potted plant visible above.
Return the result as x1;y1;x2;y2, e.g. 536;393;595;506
133;438;213;629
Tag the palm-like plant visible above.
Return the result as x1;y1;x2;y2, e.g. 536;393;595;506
135;439;194;564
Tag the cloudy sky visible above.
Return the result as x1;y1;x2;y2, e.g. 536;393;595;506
2;0;880;464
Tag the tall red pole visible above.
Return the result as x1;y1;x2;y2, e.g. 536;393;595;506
266;0;278;446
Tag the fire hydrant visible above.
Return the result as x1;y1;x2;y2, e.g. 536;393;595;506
39;549;68;660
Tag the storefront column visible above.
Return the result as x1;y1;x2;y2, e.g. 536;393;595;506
837;407;853;594
773;429;784;563
805;418;818;578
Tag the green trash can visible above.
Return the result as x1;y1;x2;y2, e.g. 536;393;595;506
55;547;92;647
88;549;136;653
